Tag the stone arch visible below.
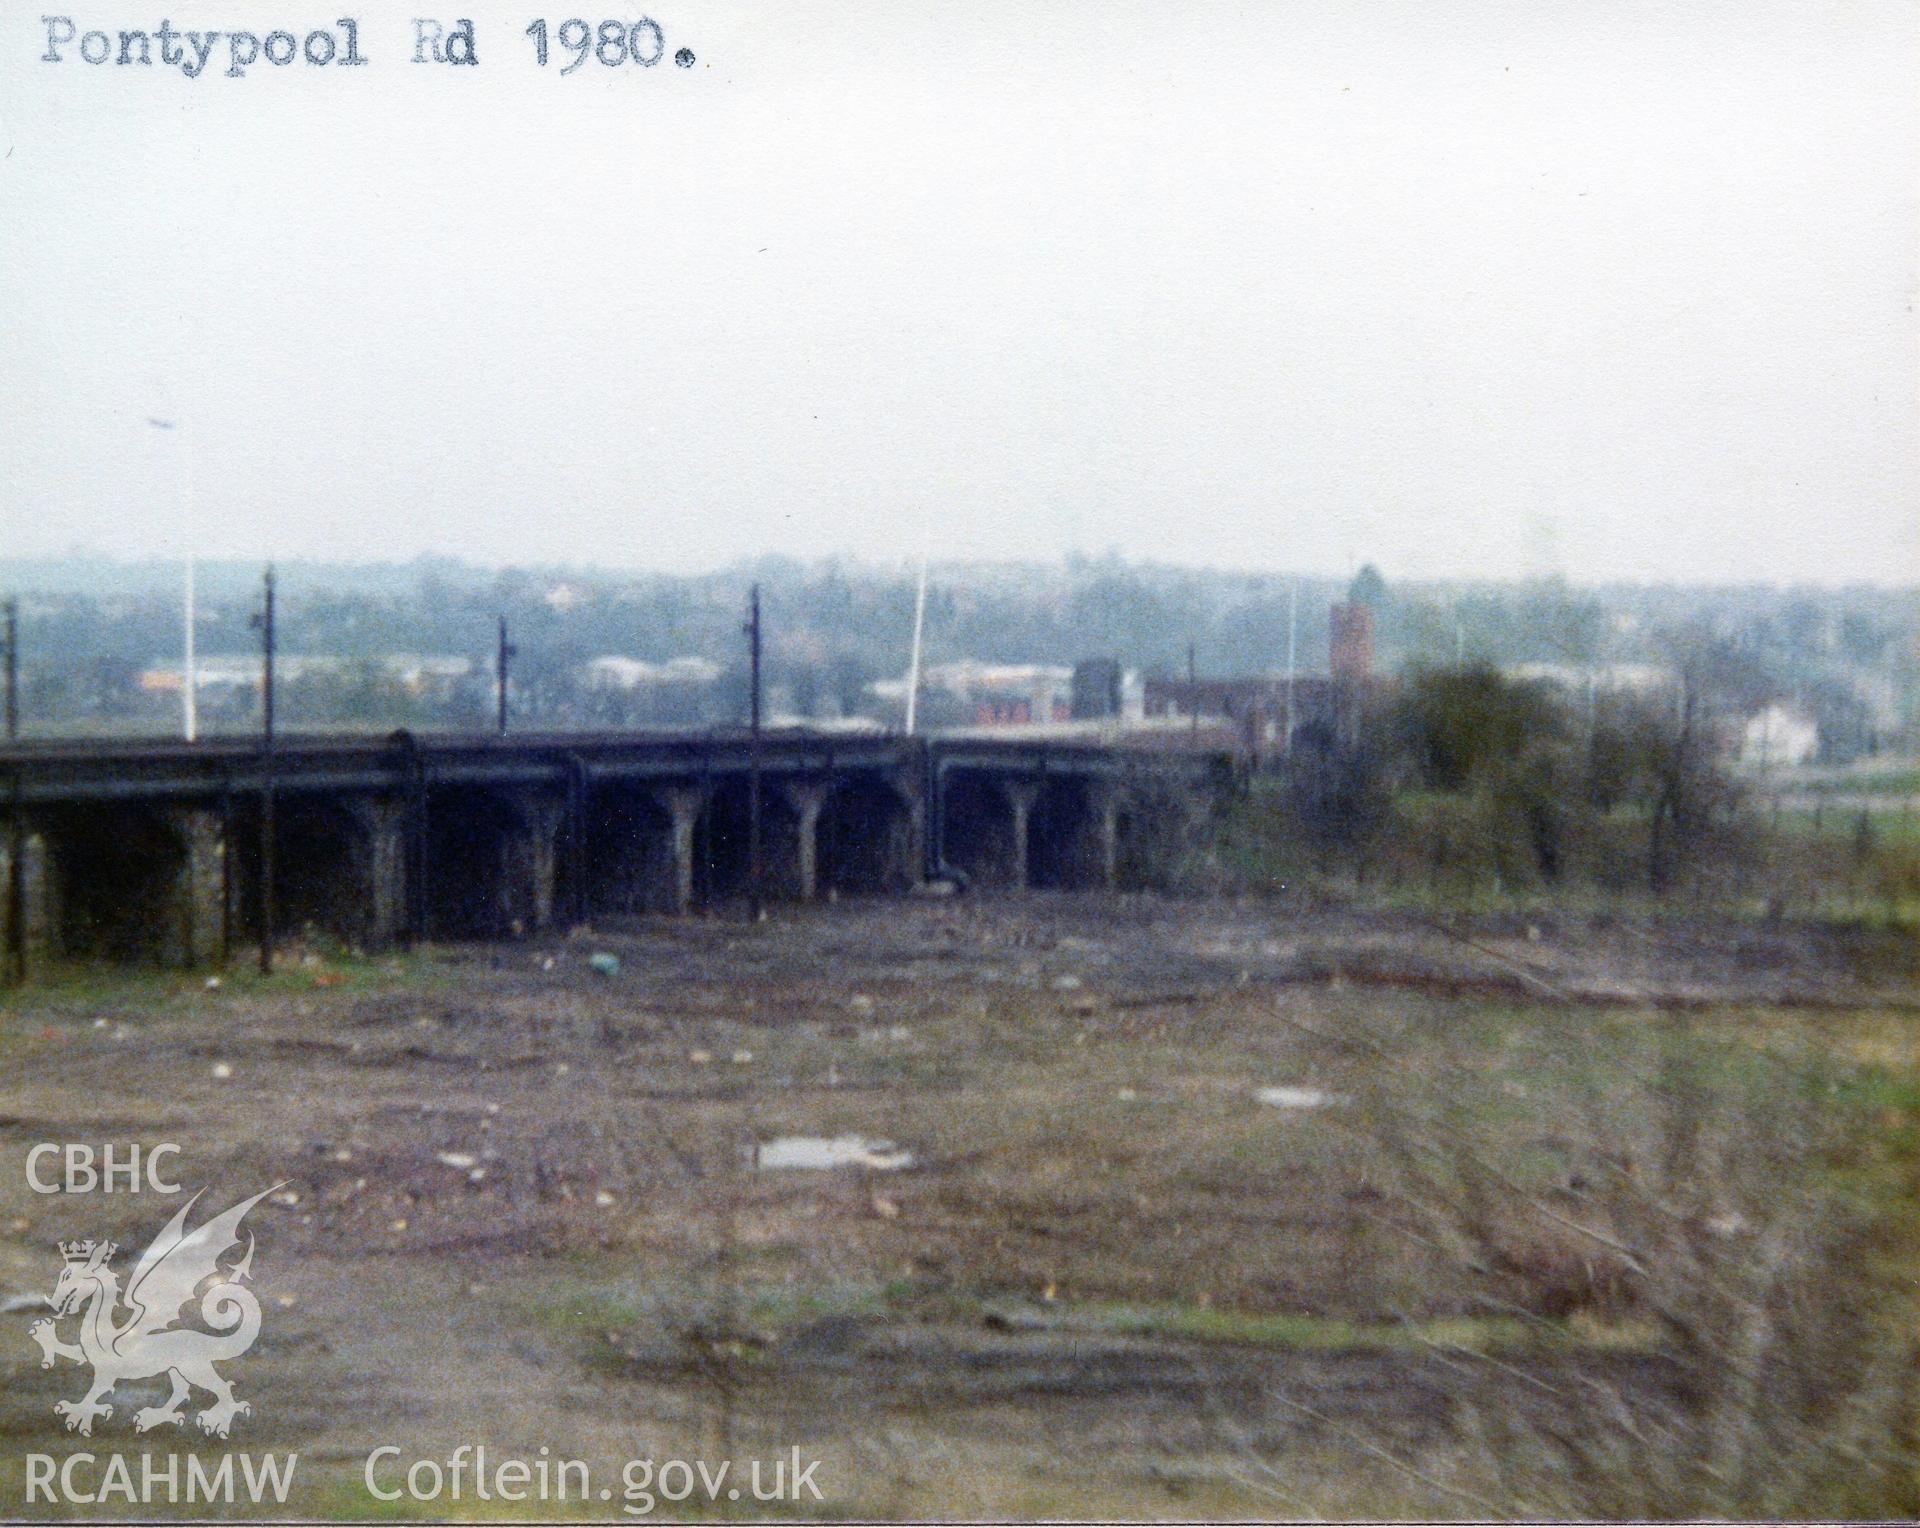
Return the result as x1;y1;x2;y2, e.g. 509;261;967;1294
39;802;209;964
817;772;917;895
423;787;561;938
1029;776;1097;889
228;792;360;948
939;770;1023;888
580;785;679;917
693;776;801;906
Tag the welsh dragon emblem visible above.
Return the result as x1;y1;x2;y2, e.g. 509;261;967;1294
28;1185;281;1438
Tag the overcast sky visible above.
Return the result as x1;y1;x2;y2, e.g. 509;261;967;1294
1;0;1913;584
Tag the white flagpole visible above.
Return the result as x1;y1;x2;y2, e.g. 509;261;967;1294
904;517;930;735
150;414;194;740
183;453;197;743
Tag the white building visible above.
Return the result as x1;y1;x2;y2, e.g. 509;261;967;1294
583;655;722;691
1740;703;1820;769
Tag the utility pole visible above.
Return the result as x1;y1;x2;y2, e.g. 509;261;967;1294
3;598;17;742
5;768;21;985
905;531;929;735
1187;640;1198;740
253;567;277;975
496;615;516;736
4;597;18;983
1284;581;1298;757
744;585;764;922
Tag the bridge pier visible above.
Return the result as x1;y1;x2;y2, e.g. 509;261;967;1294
1089;784;1122;891
522;797;565;934
167;806;226;966
658;786;704;915
1;818;52;979
351;798;410;950
1006;782;1038;890
782;782;829;901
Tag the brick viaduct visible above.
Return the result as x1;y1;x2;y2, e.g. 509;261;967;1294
0;731;1227;977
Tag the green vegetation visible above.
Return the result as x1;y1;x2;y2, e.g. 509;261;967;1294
1211;663;1920;927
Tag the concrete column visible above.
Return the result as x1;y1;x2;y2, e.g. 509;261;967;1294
1004;782;1038;891
525;798;566;932
1093;785;1123;890
166;807;225;967
347;798;409;950
891;768;927;892
900;791;927;892
781;783;828;900
656;787;704;915
1;819;52;979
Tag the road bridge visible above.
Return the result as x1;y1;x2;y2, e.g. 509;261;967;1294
0;730;1228;976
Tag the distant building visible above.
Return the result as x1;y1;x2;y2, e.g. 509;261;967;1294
1505;661;1675;697
584;655;723;691
1328;602;1374;682
1740;703;1819;769
1071;658;1124;720
1142;674;1346;755
1139;602;1377;761
869;661;1071;726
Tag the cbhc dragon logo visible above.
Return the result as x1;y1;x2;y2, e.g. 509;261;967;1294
27;1185;281;1438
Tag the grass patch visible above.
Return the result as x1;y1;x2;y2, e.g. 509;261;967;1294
0;946;456;1013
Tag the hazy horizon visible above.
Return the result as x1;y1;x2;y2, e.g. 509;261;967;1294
4;1;1915;585
2;546;1916;601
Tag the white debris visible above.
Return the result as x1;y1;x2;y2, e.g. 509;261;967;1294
1256;1085;1345;1110
210;1062;233;1080
1051;975;1084;992
436;1151;478;1170
755;1135;914;1172
730;1049;753;1065
594;1189;615;1207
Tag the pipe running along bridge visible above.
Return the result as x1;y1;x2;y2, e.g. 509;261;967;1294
0;730;1229;977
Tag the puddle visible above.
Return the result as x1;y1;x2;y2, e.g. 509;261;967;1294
1255;1085;1345;1110
754;1135;914;1171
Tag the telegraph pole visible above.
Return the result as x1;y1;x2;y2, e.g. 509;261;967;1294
1187;639;1198;740
745;584;764;922
3;598;17;742
496;616;516;736
254;567;277;975
3;600;18;983
1284;581;1298;757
